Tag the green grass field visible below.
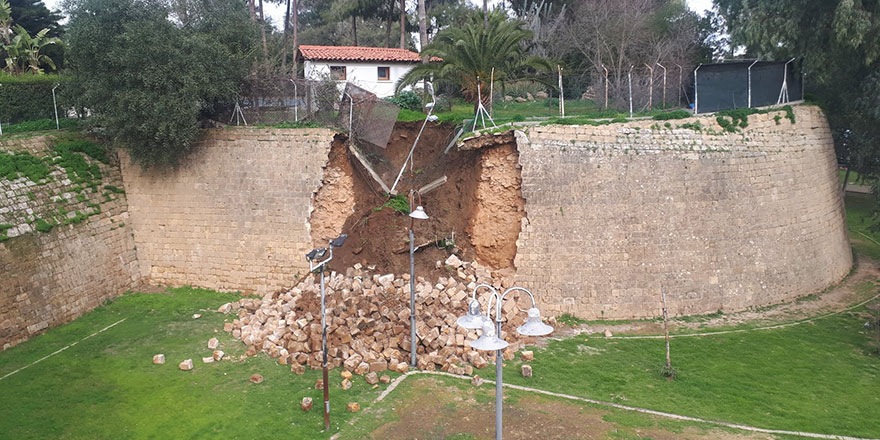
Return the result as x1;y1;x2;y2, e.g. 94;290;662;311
0;288;391;439
845;193;880;260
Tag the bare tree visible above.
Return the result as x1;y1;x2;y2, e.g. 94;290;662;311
400;0;406;48
418;0;428;54
560;0;700;110
292;0;298;77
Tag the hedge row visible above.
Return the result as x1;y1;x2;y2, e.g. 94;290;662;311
0;73;72;124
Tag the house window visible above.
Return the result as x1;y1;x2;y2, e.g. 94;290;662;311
330;66;346;80
377;66;390;81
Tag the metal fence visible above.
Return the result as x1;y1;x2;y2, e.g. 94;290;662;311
225;77;340;126
694;60;803;114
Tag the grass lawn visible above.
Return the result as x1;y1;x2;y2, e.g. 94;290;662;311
398;98;686;127
0;287;393;439
846;193;880;260
484;304;880;439
840;169;877;186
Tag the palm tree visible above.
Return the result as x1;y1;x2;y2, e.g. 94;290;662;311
396;9;551;111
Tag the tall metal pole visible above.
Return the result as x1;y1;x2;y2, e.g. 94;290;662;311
645;63;654;111
495;318;503;440
656;63;667;109
409;192;417;367
628;65;634;118
320;268;330;430
557;65;565;117
52;84;60;130
602;65;609;109
694;66;700;113
748;59;759;108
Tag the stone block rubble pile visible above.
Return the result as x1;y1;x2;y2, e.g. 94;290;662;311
222;256;541;376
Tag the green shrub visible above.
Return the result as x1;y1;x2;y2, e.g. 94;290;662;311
652;110;691;120
103;185;125;194
0;73;72;124
2;118;81;134
373;194;410;214
53;139;108;164
0;151;51;182
52;149;102;184
34;218;55;233
386;91;423;111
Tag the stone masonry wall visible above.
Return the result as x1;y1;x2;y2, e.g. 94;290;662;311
121;128;337;294
0;135;139;348
513;106;852;319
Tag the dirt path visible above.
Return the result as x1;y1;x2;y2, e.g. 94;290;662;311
561;256;880;338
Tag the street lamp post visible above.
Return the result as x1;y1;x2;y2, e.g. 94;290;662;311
408;190;429;367
456;284;554;440
305;233;347;431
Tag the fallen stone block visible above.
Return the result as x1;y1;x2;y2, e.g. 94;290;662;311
152;354;165;365
178;359;193;371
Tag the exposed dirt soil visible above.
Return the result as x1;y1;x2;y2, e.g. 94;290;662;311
363;377;774;440
468;143;524;268
310;134;356;247
317;122;525;278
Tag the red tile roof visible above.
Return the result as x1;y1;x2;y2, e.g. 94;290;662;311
299;45;429;63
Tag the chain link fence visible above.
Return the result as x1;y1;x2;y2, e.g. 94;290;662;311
224;76;341;127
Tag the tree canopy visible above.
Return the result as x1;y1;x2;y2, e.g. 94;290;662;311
715;0;880;179
65;0;258;167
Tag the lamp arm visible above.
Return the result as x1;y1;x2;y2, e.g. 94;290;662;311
497;287;537;322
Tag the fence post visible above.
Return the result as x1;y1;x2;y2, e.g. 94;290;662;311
747;59;759;108
656;63;666;109
557;65;565;117
52;84;60;129
628;65;634;118
644;63;654;111
603;65;609;109
694;64;701;114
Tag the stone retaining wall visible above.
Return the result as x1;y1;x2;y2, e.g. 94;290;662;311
121;128;337;294
0;135;139;348
513;106;851;319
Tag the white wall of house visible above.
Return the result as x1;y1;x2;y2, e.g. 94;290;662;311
304;61;418;98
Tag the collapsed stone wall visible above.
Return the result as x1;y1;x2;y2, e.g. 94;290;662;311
121;128;337;294
513;105;851;319
0;135;139;349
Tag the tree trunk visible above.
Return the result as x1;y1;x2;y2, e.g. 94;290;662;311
352;15;358;46
385;0;393;47
418;0;427;55
399;0;406;48
483;0;488;27
248;0;256;20
281;0;291;71
258;0;268;61
292;0;298;78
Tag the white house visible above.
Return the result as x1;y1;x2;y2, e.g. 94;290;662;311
299;45;429;98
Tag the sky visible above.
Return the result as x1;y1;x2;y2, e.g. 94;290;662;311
43;0;717;31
